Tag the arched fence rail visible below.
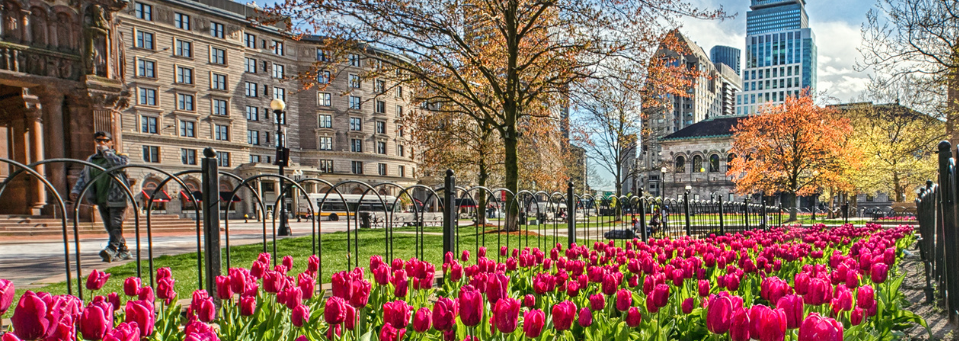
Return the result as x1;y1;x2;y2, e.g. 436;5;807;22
0;149;786;302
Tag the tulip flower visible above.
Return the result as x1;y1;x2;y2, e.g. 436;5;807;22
122;277;141;296
412;307;432;333
325;296;349;325
804;278;831;306
776;294;804;329
193;297;216;323
797;313;843;341
287;304;308;327
156;278;176;305
458;285;484;326
240;295;256;316
706;294;735;334
250;261;267;279
107;293;121;311
282;255;294;272
384;300;412;328
617;289;633;311
11;291;49;340
682;297;695;314
86;270;111;291
578;307;594;327
589;294;605;311
380;322;407;341
279;287;303;310
494;298;521;333
102;322;139;341
432;297;457;331
831;285;853;313
626;307;642;327
652;283;670;308
870;263;889;284
215;276;232;300
523;309;546;338
699;279;710;297
730;308;750;341
306;254;320;275
295;273;315;300
79;300;113;340
137;285;154;302
125;300;155;337
523;294;536;308
857;285;875;310
851;307;865;326
392;269;409;298
551;300;577;331
0;279;12;316
487;273;508;304
184;331;219;341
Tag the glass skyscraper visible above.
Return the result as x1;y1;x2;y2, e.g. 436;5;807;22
710;46;741;76
736;0;817;115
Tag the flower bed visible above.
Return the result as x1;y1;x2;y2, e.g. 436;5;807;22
0;223;927;341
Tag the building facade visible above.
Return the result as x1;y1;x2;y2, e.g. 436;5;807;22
640;30;742;198
736;0;817;115
710;45;741;76
116;0;418;218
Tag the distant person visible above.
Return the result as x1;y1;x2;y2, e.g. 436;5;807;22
70;132;131;262
649;207;663;234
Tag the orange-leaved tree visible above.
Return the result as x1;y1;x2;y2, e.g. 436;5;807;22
727;92;862;221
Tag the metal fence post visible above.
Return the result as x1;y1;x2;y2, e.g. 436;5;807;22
938;141;959;321
842;201;849;225
201;147;221;302
718;196;725;236
639;197;648;241
744;199;750;231
683;191;691;236
761;198;767;231
443;170;455;260
567;181;576;247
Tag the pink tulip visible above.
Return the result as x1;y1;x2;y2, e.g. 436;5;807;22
412;307;432;333
776;294;804;329
380;322;407;341
122;277;141;297
797;313;843;341
706;294;735;334
215;276;232;300
86;270;111;291
392;269;409;297
617;289;633;311
79;300;113;340
870;263;889;284
124;300;155;337
551;300;577;331
0;279;13;315
325;296;349;325
291;304;309;327
730;308;750;341
156;278;176;305
682;297;695;314
578;307;593;327
857;285;875;310
240;295;256;316
626;307;642;327
851;307;865;326
494;298;521;333
138;286;154;302
523;309;546;337
523;294;536;308
458;285;483;326
102;322;139;341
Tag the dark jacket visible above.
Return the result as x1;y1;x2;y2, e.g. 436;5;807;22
70;149;130;208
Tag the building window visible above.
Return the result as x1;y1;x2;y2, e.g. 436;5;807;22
135;31;154;49
349;96;361;110
375;101;385;113
174;13;190;30
212;99;228;116
273;88;285;101
179;120;195;137
319;137;332;150
272;40;284;55
318;93;331;106
397;124;404;137
272;64;284;79
349;117;362;131
692;155;704;173
376;121;386;134
177;94;194;111
210;47;226;65
210;22;224;38
137;59;155;78
245;33;256;48
377;141;386;154
245;106;259;121
181;149;197;165
317;70;330;84
374;80;385;93
348;74;361;88
397;145;404;157
215;124;229;141
709;154;720;172
211;73;227;90
316;49;330;62
217;152;230;167
351;161;363;174
318;115;332;128
245;82;258;97
247;130;260;145
135;3;152;20
399;165;406;178
138;88;156;106
395;86;403;99
176;66;193;84
675;156;685;173
351;139;362;152
378;163;387;176
349;54;361;67
395;105;403;117
175;40;192;57
143;146;160;163
319;159;333;173
245;58;256;73
250;155;261;163
140;116;157;134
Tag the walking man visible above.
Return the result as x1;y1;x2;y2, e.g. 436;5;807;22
70;132;132;262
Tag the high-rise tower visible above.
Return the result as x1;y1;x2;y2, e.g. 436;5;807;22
736;0;817;115
710;46;741;76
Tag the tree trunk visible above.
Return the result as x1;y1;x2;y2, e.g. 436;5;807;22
477;156;488;228
948;65;959;148
788;191;798;222
504;129;520;232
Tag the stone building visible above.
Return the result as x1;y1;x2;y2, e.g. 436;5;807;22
658;116;743;202
0;0;419;219
0;0;128;215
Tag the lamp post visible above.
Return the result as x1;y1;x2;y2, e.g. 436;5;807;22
271;99;292;236
660;167;667;198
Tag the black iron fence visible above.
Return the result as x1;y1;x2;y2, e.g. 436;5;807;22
0;149;784;303
916;141;959;322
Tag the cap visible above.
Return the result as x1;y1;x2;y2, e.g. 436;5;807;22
94;131;112;140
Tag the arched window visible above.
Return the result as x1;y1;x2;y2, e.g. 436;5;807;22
709;154;720;172
727;153;737;171
675;156;686;173
351;187;364;195
692;155;704;173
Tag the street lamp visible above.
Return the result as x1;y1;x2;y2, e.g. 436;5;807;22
272;99;292;236
660;167;667;198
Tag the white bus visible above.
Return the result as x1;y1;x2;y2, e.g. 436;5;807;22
296;193;398;221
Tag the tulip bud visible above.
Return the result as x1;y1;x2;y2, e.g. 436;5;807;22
589;294;605;311
122;277;141;296
107;292;121;311
682;297;695;314
616;289;633;311
551;301;577;331
523;309;546;337
324;296;348;325
307;255;320;275
870;263;889;284
487;273;508;305
730;308;750;341
493;298;521;333
706;294;734;334
215;276;232;300
124;300;156;337
851;307;865;326
156;278;176;305
240;295;256;316
137;286;154;302
282;256;294;272
798;313;843;341
392;270;409;298
458;285;483;326
297;273;316;300
523;294;536;308
578;307;593;327
291;305;310;327
413;307;432;333
776;294;804;329
856;285;875;310
626;307;642;327
698;279;710;297
80;300;113;340
86;270;111;291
